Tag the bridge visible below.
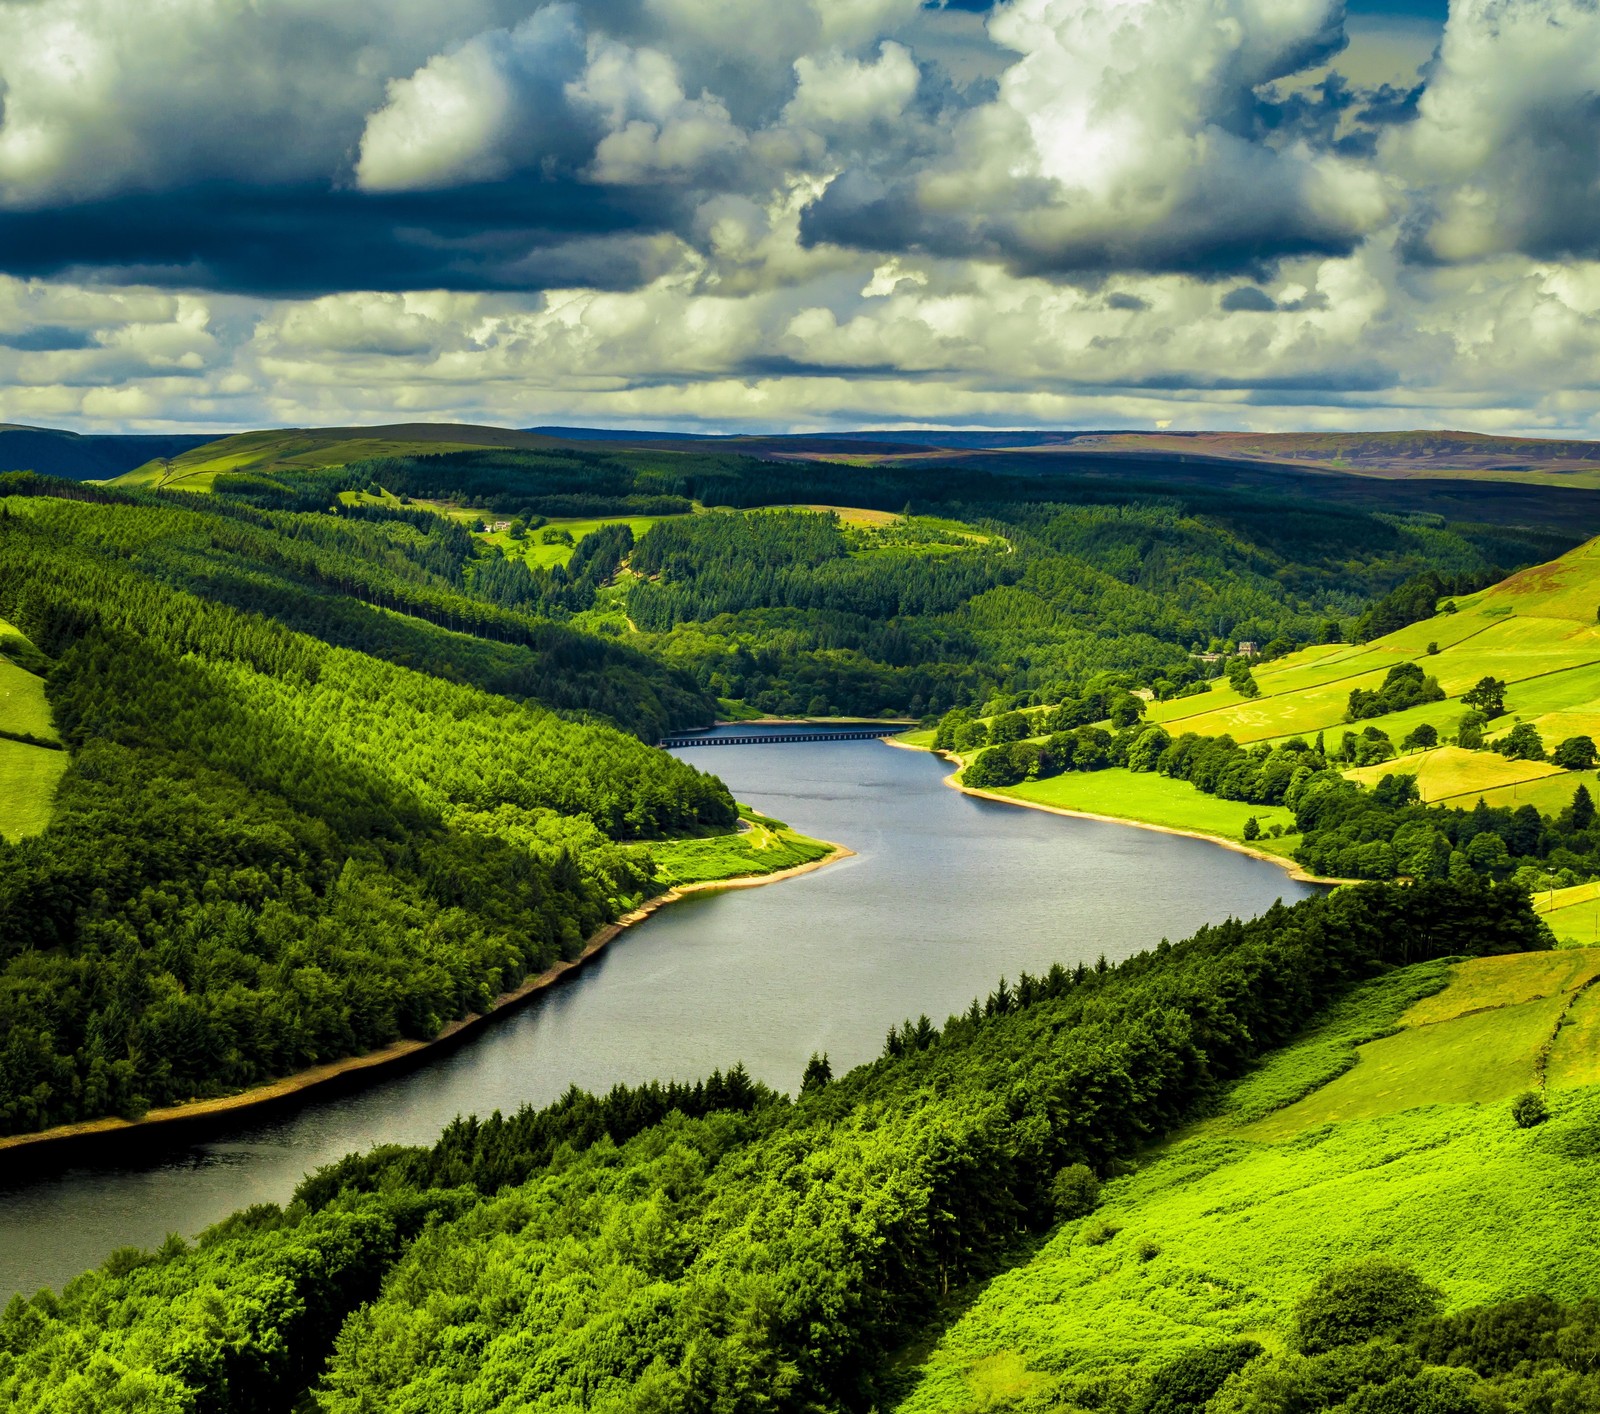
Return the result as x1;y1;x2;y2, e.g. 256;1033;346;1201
660;726;908;748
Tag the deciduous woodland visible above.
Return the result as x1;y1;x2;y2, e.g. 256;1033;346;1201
5;441;1600;1413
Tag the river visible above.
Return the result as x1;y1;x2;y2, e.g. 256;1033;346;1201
0;730;1314;1298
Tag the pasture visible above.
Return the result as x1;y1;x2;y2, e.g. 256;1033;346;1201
645;808;834;887
994;767;1298;845
0;738;68;841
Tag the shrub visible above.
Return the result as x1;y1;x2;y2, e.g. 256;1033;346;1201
1082;1220;1121;1247
1293;1258;1443;1354
1051;1164;1102;1221
1136;1340;1263;1414
1511;1091;1549;1129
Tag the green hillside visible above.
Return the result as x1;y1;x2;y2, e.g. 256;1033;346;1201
111;423;565;491
1149;537;1600;764
896;946;1600;1411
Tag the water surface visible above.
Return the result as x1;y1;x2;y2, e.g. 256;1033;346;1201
0;732;1312;1297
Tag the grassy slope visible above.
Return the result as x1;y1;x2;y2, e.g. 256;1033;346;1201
111;425;562;492
0;657;56;742
1144;536;1600;810
991;769;1298;848
895;947;1600;1410
0;621;65;841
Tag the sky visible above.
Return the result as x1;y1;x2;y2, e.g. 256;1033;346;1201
1;0;1598;437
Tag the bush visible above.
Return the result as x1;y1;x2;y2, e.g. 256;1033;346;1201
1293;1257;1442;1354
1242;816;1261;841
1511;1091;1549;1128
1051;1164;1102;1220
1081;1220;1121;1247
1136;1340;1263;1414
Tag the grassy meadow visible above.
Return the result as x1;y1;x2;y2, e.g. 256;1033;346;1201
894;946;1600;1410
992;767;1299;848
0;737;68;841
644;807;836;888
110;426;555;491
0;619;65;841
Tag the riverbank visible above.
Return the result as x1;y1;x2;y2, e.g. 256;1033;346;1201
0;843;853;1165
885;736;1348;888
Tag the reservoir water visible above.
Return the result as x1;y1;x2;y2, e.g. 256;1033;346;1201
0;731;1314;1298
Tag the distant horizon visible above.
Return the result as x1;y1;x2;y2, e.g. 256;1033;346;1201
14;420;1600;446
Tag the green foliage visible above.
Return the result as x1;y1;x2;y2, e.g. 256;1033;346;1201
1051;1164;1102;1221
1136;1338;1263;1414
1463;676;1509;719
1496;721;1546;761
1511;1090;1550;1128
0;488;740;1136
1347;661;1446;721
1553;734;1597;770
1293;1257;1444;1353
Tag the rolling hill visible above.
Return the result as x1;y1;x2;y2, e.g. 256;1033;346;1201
109;423;571;491
0;425;212;481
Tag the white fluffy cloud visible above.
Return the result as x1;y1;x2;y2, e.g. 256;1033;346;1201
6;0;1600;435
1390;0;1600;263
356;8;589;192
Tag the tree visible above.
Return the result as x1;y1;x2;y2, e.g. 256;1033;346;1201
1242;816;1261;841
1554;735;1598;771
1402;723;1439;751
1227;659;1261;699
800;1052;832;1094
988;711;1030;744
1496;722;1545;761
1050;1164;1101;1220
1511;1090;1549;1128
1573;783;1596;830
1457;710;1487;750
1462;676;1508;718
1466;831;1512;877
1293;1258;1442;1354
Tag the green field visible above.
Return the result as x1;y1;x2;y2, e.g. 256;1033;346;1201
1535;880;1600;946
0;657;56;742
644;808;835;888
483;514;682;570
894;951;1600;1410
0;736;68;841
991;766;1299;846
1344;743;1566;802
1146;540;1600;752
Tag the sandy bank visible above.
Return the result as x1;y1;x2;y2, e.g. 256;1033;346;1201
0;845;853;1164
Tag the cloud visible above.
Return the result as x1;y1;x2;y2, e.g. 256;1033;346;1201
802;0;1392;277
356;8;590;193
571;37;750;185
8;0;1600;439
1391;0;1600;263
783;42;921;135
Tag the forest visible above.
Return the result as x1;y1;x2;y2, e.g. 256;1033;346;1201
190;444;1575;719
0;484;733;1135
0;877;1553;1412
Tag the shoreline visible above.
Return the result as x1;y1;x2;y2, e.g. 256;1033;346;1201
884;736;1350;888
0;844;854;1165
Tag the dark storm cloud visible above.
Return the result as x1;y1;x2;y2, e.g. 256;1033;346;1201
0;183;690;296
